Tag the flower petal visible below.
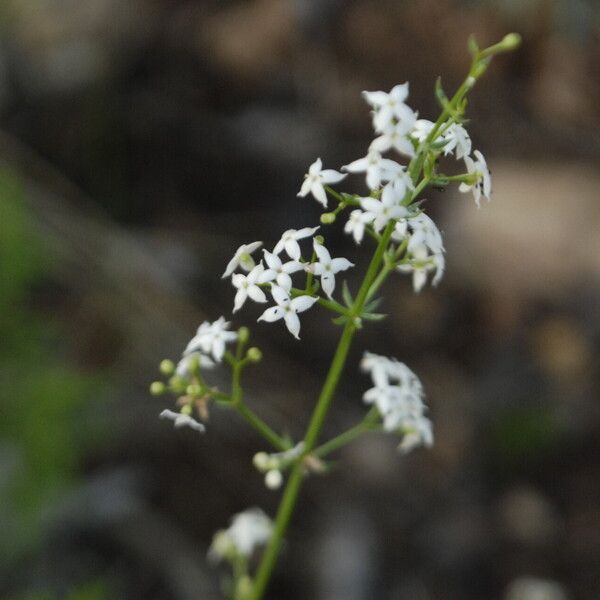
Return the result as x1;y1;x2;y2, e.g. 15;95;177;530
258;306;284;323
290;295;318;313
331;257;354;273
283;312;301;339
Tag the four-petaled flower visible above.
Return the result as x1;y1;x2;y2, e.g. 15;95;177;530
160;409;205;433
260;250;304;292
459;150;491;207
222;241;263;278
411;118;435;143
360;184;410;232
176;352;214;379
362;83;416;132
184;317;238;362
258;285;318;339
306;240;354;299
369;120;416;158
344;209;375;245
231;263;268;312
443;123;471;159
297;158;346;208
273;227;319;261
343;150;403;191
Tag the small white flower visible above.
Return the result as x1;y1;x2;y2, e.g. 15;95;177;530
362;83;416;132
369;120;416;158
260;250;304;292
443;123;471;159
222;241;263;278
344;209;375;245
184;317;238;362
361;352;433;453
343;150;403;191
397;245;445;293
231;263;268;312
411;119;436;143
408;213;445;256
297;158;346;208
159;409;205;433
360;183;410;232
176;352;215;378
272;226;319;261
306;240;354;299
257;285;318;339
209;508;273;561
459;150;492;207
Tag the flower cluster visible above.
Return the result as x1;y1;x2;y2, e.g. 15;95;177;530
361;352;433;453
253;443;306;490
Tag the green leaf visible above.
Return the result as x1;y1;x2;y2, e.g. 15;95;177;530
468;35;480;58
342;281;354;307
361;312;387;322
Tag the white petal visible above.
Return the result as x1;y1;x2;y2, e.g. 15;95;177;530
310;182;328;208
297;178;312;197
285;239;302;260
276;272;293;291
248;285;267;303
365;167;381;190
308;157;322;175
294;226;319;240
233;288;247;312
320;273;335;298
283;312;301;339
362;90;389;107
271;285;290;305
222;255;239;278
212;338;226;362
342;157;368;173
313;240;331;263
262;250;281;270
369;134;392;153
360;197;381;213
258;268;277;284
320;169;346;184
330;257;354;273
392;136;416;158
310;263;326;276
258;306;284;323
231;273;246;289
290;295;318;313
281;260;304;274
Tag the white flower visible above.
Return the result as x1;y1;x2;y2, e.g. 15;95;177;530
176;352;215;378
159;409;205;433
408;213;444;256
297;158;346;208
260;250;304;292
443;123;471;159
257;285;318;339
411;118;435;142
359;183;410;232
343;150;403;191
344;209;375;245
369;120;416;158
222;241;263;278
209;508;273;562
272;226;319;261
306;240;354;299
362;83;416;132
231;263;268;312
459;150;492;207
397;245;445;292
361;352;433;453
184;317;238;362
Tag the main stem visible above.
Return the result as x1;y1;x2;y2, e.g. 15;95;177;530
250;223;396;599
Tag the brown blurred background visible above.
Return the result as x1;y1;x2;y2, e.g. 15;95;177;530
0;1;599;599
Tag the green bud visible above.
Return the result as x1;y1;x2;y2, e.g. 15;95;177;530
186;383;203;397
238;326;250;344
181;404;193;416
246;347;263;362
499;33;521;52
320;212;336;224
253;452;270;471
150;381;166;396
169;375;187;393
159;359;175;376
235;576;253;600
314;235;325;245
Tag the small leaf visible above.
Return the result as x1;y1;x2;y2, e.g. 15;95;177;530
361;312;387;322
364;297;383;313
342;281;354;307
468;35;480;57
332;315;349;326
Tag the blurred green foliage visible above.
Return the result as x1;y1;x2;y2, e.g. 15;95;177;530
7;580;107;600
0;169;103;561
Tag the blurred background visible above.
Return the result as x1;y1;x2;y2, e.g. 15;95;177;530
1;1;599;599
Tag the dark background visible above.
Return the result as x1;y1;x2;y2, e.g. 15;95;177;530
1;1;599;599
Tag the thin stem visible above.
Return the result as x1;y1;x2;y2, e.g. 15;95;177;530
314;419;380;458
235;402;289;452
250;221;396;600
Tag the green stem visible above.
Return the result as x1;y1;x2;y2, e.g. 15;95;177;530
250;222;396;600
235;402;289;452
313;419;380;458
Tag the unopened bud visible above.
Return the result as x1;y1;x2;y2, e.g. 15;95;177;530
265;469;283;490
186;383;202;397
150;381;166;396
159;359;175;376
320;212;336;224
238;326;250;344
247;347;262;362
169;375;187;393
499;33;521;52
314;235;325;245
181;404;193;416
253;452;270;471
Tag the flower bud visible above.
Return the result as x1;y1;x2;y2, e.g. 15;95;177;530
238;326;250;344
150;381;166;396
499;33;521;52
265;469;283;490
181;404;193;416
320;212;336;224
186;383;203;397
253;452;270;471
159;359;175;376
235;576;254;600
314;235;325;245
246;347;262;362
169;375;187;393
